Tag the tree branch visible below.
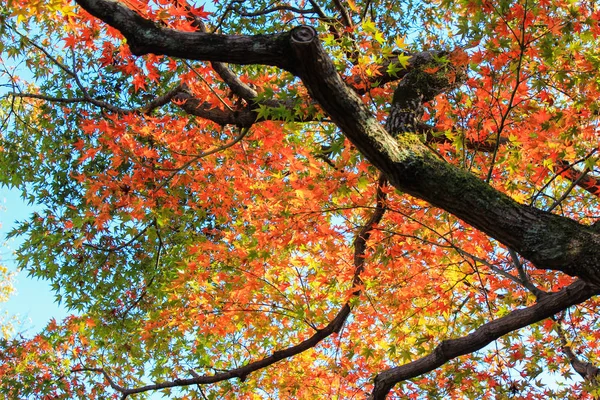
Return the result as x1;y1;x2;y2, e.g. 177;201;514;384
555;321;600;386
76;175;387;397
369;279;600;399
285;26;600;284
331;0;353;28
234;4;319;18
73;0;600;284
74;0;297;71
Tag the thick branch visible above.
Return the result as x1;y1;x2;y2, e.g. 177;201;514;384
75;0;448;93
285;27;600;285
174;91;317;127
363;50;451;93
175;91;257;126
74;0;297;71
76;1;600;281
369;279;600;399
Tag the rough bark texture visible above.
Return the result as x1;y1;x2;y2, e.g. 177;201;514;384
386;64;462;135
284;26;600;285
69;1;600;396
75;0;297;70
368;280;600;398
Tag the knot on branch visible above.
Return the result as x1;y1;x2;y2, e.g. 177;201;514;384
291;26;317;44
387;54;467;136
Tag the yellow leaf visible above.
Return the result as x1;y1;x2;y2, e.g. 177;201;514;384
362;18;376;34
395;35;407;50
397;53;411;68
347;0;359;12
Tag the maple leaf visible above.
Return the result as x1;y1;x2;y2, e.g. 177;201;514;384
2;1;600;400
396;53;411;69
132;74;146;91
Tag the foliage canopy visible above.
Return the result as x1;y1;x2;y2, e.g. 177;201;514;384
0;0;600;398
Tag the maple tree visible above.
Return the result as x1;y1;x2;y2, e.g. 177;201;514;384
1;0;600;398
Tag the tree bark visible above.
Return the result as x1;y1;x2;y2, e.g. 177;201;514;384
74;0;600;285
286;27;600;285
369;279;600;399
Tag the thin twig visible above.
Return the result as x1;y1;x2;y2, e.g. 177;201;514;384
181;59;234;111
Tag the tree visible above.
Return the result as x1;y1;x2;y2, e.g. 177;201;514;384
0;0;599;398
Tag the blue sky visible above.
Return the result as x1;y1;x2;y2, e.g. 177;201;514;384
1;186;70;335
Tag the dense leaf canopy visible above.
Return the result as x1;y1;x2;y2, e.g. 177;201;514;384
0;0;599;398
